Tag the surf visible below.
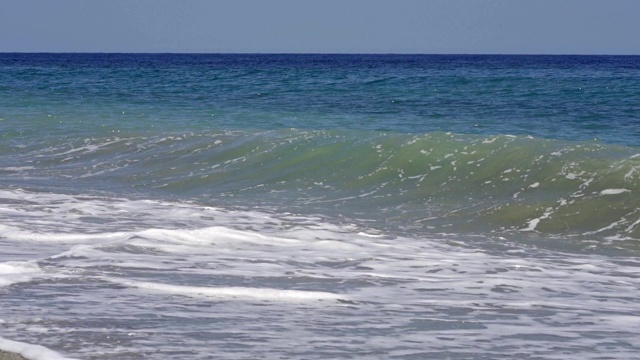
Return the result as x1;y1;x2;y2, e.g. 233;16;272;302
2;129;639;244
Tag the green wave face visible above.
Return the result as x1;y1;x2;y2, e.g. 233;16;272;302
5;129;639;241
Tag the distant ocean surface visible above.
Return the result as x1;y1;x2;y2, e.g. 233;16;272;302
1;53;639;359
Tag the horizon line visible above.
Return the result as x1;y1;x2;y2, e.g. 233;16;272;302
1;51;639;57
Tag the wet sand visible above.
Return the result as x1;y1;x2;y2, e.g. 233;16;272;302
0;350;27;360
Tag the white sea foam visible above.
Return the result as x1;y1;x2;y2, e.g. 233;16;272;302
0;225;127;243
2;166;35;171
1;188;640;359
0;261;40;287
0;337;78;360
107;278;345;302
600;188;631;195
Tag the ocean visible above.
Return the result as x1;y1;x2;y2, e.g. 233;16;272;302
0;53;639;359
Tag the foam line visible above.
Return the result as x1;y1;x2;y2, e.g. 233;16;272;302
108;278;345;302
0;225;126;243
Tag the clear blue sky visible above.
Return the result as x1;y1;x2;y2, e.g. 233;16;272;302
1;0;639;54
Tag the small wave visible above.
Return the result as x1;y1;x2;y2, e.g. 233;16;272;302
2;130;639;241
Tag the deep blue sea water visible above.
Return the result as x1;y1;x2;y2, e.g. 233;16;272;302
1;54;640;359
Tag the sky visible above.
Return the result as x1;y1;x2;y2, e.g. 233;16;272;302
1;0;639;55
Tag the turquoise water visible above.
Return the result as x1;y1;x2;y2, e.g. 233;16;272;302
2;54;639;143
1;54;640;359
